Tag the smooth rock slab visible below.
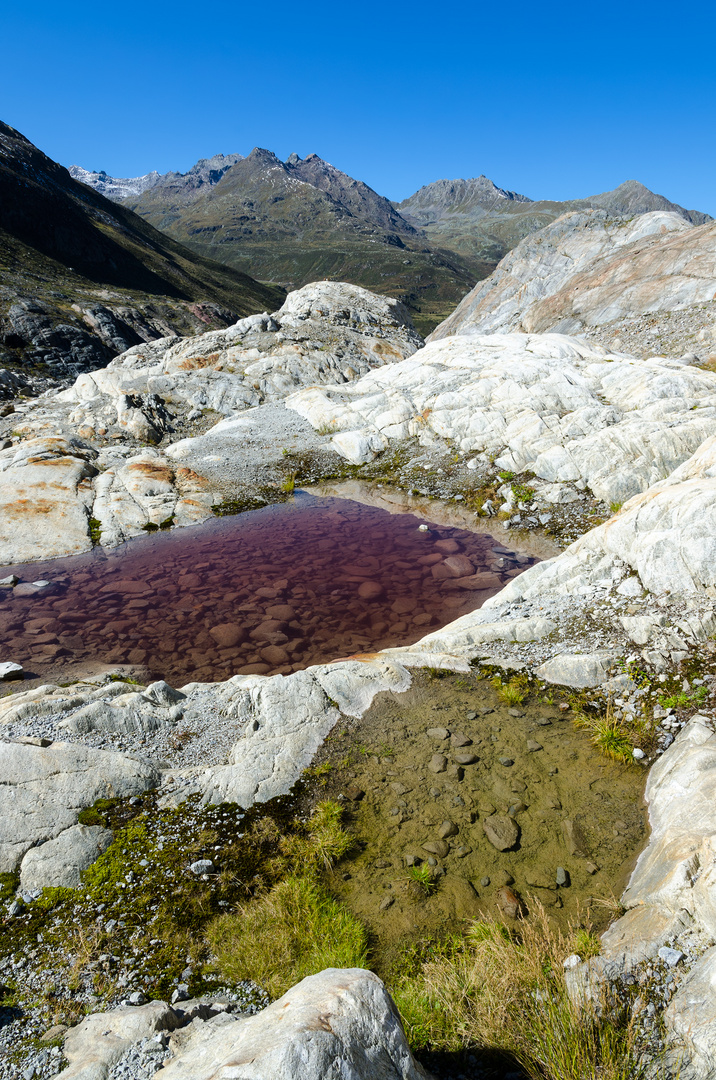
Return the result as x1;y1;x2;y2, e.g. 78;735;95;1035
19;823;113;890
535;651;616;689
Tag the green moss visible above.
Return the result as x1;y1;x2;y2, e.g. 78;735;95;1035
0;871;18;903
35;886;75;911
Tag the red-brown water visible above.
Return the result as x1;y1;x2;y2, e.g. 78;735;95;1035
0;493;536;685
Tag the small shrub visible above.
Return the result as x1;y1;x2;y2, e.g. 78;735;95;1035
609;502;623;514
498;470;515;482
206;874;368;998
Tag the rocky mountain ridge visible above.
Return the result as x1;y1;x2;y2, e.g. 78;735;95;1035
71;148;711;336
398;178;712;267
67;165;164;201
0;123;282;378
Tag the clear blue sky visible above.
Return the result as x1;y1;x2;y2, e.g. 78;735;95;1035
3;0;715;214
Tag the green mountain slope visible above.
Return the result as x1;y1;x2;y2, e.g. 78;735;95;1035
124;149;479;336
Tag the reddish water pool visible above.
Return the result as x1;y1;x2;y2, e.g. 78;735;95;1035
0;492;536;685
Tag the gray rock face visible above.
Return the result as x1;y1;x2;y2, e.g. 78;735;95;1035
0;740;160;873
53;969;430;1080
19;823;113;890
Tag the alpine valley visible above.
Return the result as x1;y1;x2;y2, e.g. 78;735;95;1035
1;118;716;1080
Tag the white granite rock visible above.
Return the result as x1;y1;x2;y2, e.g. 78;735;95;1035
0;740;160;873
431;209;714;339
287;332;716;506
19;823;113;890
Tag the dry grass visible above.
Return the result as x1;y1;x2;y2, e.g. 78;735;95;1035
392;905;645;1080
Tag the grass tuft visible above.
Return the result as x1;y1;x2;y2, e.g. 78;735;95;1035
573;705;635;764
206;874;367;999
407;863;435;894
392;905;645;1080
491;674;529;706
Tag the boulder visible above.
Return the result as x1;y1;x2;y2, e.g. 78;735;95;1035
0;438;96;562
0;740;160;872
159;969;430;1080
535;651;616;689
19;823;113;890
52;1000;182;1080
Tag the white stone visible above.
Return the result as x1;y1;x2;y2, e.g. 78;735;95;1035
19;824;113;890
0;741;160;873
159;969;429;1080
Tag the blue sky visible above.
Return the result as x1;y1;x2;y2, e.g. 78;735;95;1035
3;0;715;214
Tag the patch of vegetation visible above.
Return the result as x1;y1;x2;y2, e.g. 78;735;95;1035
491;674;529;706
497;470;515;482
407;863;435;895
658;686;708;709
572;927;602;960
206;874;367;999
279;471;297;494
0;871;19;903
573;705;636;764
512;483;536;503
610;502;623;514
422;666;450;681
392;906;646;1080
87;517;102;545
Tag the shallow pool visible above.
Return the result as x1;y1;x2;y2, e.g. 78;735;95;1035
0;492;537;685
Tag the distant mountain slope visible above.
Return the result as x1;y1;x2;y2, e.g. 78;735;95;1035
0;122;282;375
71;146;713;338
120;148;478;336
397;177;712;266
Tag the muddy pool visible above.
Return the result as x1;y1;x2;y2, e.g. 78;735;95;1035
0;491;539;686
314;668;648;950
